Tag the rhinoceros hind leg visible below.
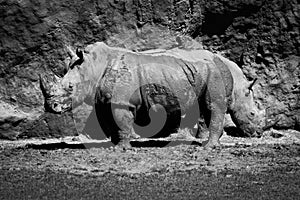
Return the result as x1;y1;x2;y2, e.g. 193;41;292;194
112;107;140;148
195;117;209;139
196;128;209;139
203;67;227;149
203;102;226;149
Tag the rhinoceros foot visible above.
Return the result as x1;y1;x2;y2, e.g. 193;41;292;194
114;139;132;151
196;129;209;139
129;132;141;139
202;140;222;150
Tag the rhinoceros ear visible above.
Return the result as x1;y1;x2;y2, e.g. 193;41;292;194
66;45;77;59
245;78;258;96
248;78;258;92
76;48;84;61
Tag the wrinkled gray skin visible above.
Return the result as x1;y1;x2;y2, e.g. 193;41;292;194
41;42;266;149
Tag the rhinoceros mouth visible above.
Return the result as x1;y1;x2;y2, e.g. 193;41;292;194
43;94;73;113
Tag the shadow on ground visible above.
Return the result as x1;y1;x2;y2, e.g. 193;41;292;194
24;140;203;150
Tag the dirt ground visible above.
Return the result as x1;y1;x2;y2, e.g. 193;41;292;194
0;129;300;199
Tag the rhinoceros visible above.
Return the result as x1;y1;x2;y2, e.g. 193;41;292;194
41;42;267;149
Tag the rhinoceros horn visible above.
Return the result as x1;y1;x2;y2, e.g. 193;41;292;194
39;75;48;97
262;116;280;131
262;105;282;131
39;73;61;98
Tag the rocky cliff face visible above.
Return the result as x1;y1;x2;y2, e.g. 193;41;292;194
0;0;299;139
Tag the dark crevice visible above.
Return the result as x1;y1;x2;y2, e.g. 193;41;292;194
201;12;235;36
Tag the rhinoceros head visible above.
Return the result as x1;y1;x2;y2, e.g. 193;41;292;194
228;78;266;136
41;45;104;113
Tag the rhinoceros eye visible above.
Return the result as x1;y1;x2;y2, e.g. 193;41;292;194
245;89;251;97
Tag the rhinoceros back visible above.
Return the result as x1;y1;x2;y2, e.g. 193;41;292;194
142;48;234;106
96;49;209;114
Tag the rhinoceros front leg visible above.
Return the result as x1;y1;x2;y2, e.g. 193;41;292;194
112;107;140;148
203;71;227;149
204;102;226;149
